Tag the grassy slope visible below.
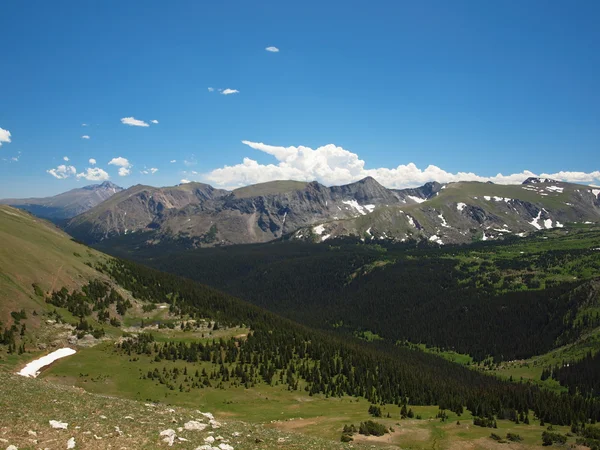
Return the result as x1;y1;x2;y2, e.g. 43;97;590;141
0;205;110;324
41;338;580;449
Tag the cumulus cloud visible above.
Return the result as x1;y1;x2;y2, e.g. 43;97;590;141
82;123;88;127
47;164;77;179
170;159;177;163
265;46;279;52
63;156;69;161
207;87;214;92
141;167;159;175
0;127;12;147
120;117;149;127
150;119;159;124
203;140;600;189
221;89;239;95
81;135;90;139
76;167;110;181
89;158;96;165
108;156;132;176
180;179;191;184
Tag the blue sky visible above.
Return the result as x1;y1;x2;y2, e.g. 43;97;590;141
1;0;599;197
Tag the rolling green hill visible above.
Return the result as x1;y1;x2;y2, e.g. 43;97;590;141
0;205;111;324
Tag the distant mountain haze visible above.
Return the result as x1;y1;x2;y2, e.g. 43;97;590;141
0;181;123;220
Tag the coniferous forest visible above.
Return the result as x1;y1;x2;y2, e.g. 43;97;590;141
105;233;600;362
97;257;600;426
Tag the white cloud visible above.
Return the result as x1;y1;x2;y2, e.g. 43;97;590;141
221;89;239;95
170;159;177;163
0;127;12;147
82;123;88;127
81;135;90;139
180;179;191;184
265;46;280;52
203;140;600;189
120;117;149;127
108;156;132;176
150;119;159;124
47;164;77;179
89;158;97;165
141;167;159;175
108;157;131;167
207;87;214;92
63;156;69;161
76;167;110;181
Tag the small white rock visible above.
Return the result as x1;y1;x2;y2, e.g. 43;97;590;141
204;436;215;444
184;420;207;431
49;420;68;430
67;437;76;449
6;445;18;450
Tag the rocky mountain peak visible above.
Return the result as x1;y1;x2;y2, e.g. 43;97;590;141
523;177;558;185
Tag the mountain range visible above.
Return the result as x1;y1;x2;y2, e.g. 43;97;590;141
0;181;123;220
64;177;600;248
3;177;599;247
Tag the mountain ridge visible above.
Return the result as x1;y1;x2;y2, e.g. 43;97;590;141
63;177;600;248
0;181;123;220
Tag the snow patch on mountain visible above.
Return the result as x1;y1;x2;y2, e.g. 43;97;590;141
438;213;450;228
429;235;443;245
407;195;426;204
313;224;325;235
456;202;466;211
529;211;542;230
342;199;369;215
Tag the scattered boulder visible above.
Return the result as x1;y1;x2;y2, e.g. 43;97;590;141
49;420;68;429
218;444;234;450
184;420;207;431
204;436;215;444
159;429;176;446
6;445;18;450
67;437;76;449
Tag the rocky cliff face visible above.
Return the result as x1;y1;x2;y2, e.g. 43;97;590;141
64;178;600;248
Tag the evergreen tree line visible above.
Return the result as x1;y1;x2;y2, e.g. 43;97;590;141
46;280;132;320
101;257;600;425
547;352;600;398
131;240;599;362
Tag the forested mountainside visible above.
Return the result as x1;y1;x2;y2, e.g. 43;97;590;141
65;176;600;248
119;225;600;362
0;181;123;220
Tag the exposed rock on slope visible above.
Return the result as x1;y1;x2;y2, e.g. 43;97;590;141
64;178;600;248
